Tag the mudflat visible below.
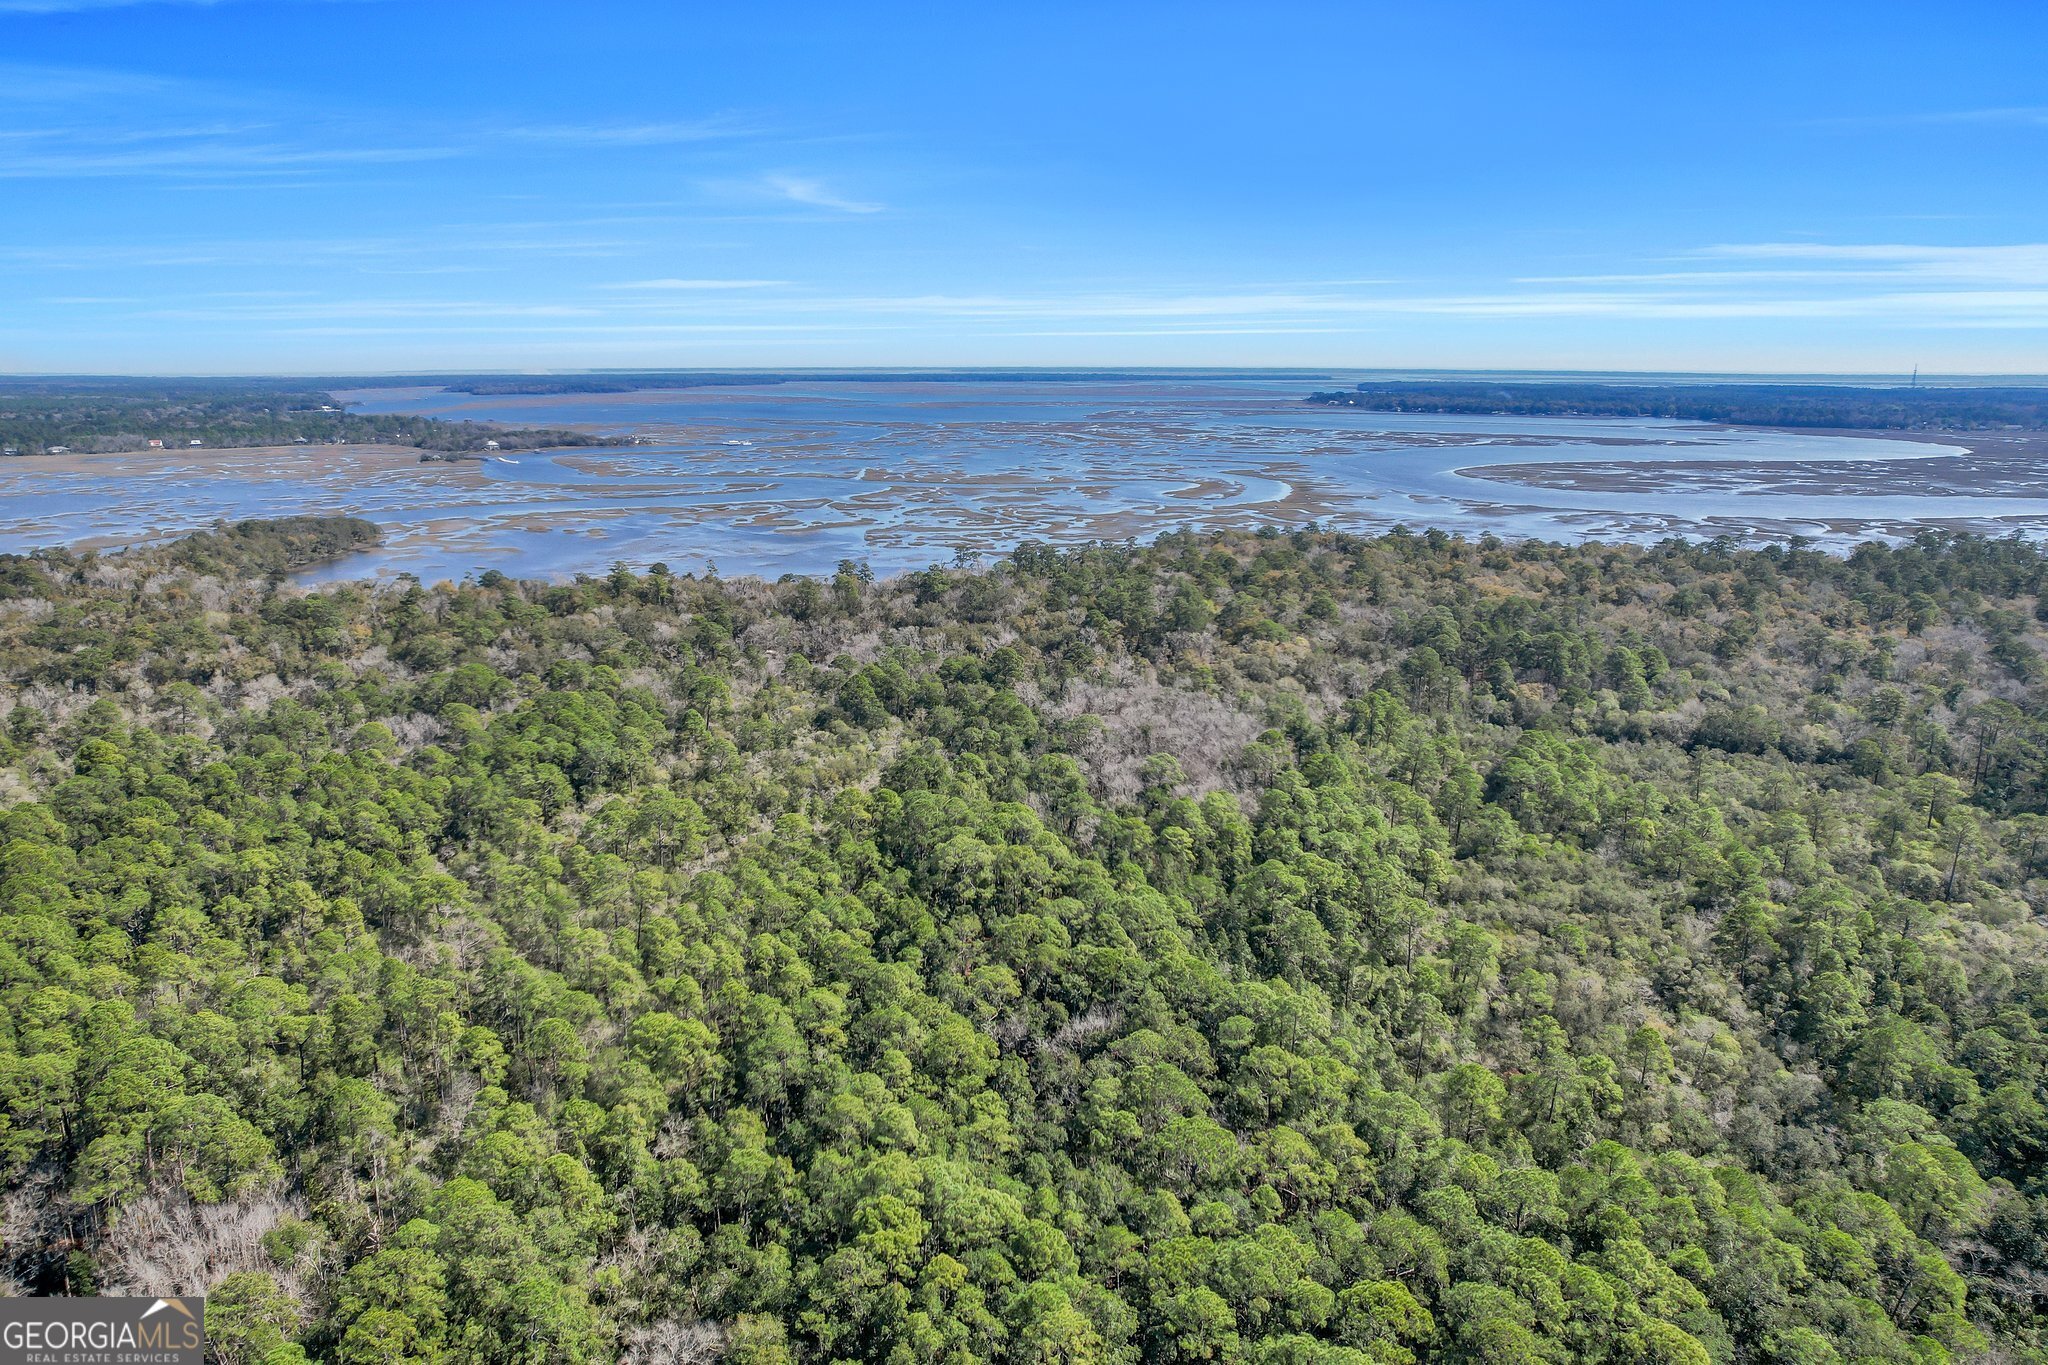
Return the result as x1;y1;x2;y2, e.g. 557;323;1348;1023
1463;426;2048;500
8;381;2048;581
11;442;479;485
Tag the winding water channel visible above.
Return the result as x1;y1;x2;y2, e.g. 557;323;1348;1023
5;378;2044;581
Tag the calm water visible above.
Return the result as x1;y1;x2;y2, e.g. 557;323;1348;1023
4;377;2044;582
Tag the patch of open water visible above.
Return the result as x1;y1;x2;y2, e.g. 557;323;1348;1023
2;378;2041;582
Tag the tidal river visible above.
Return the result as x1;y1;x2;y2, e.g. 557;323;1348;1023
5;377;2047;582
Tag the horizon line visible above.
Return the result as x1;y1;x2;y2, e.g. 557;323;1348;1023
5;365;2048;384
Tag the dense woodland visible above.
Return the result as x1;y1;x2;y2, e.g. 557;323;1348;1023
1306;383;2048;432
0;383;593;455
1;519;2047;1365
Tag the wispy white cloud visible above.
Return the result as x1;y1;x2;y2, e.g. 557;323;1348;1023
107;266;2048;333
760;173;884;214
0;60;192;100
1914;106;2048;126
0;120;268;144
795;284;2048;327
0;0;221;10
147;298;614;321
0;62;764;184
0;64;459;180
0;137;457;178
999;326;1350;338
1812;105;2048;130
0;0;356;12
598;278;789;291
24;231;2048;343
506;117;760;147
1470;243;2048;330
1351;289;2048;322
0;219;662;269
1699;242;2048;286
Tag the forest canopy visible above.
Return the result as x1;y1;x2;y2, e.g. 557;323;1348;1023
1;519;2046;1365
0;381;595;455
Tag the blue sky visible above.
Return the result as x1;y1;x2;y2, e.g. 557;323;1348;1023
2;0;2046;374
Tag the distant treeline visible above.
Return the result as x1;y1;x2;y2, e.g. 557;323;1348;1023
0;382;598;455
1307;381;2048;430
